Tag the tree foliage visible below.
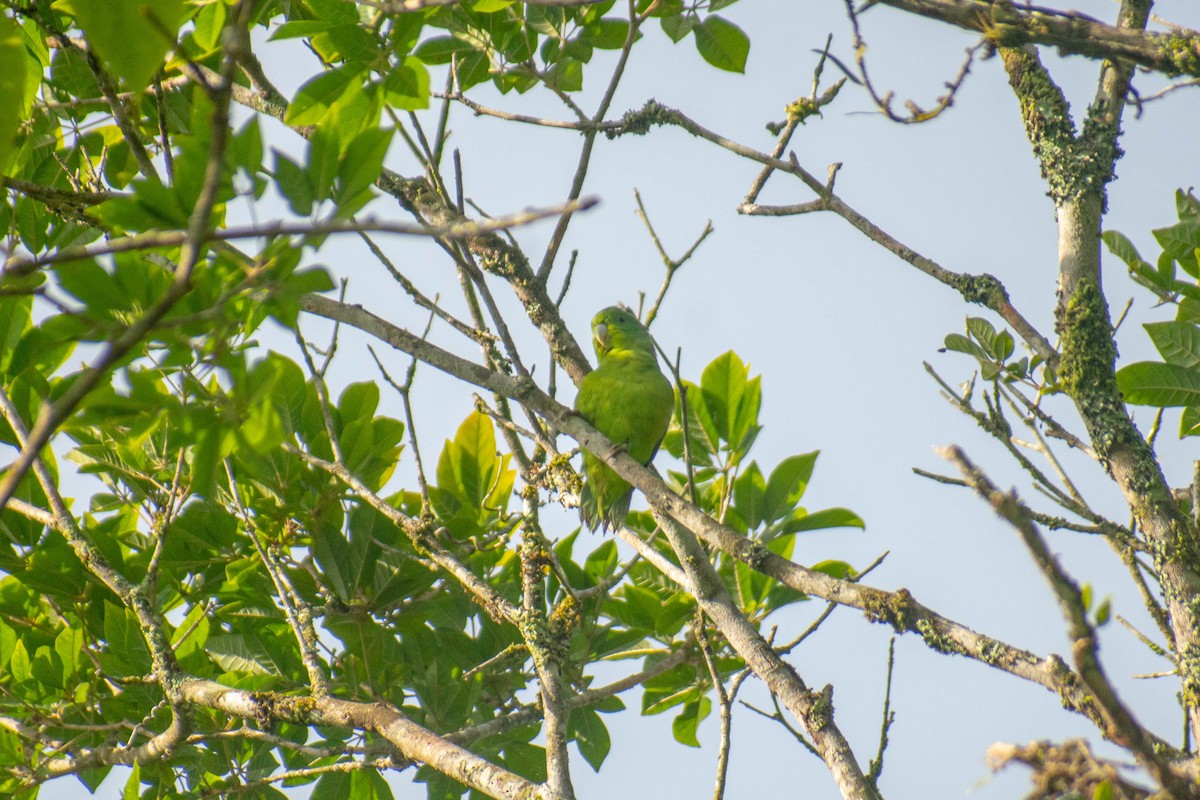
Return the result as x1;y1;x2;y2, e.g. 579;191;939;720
0;0;1199;799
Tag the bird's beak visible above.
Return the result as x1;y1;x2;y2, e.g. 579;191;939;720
594;322;609;351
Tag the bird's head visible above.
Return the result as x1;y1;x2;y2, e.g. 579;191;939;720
591;306;656;361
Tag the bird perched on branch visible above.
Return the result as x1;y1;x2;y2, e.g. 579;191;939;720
574;306;674;532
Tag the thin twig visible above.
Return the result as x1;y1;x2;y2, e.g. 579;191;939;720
866;638;897;787
635;188;713;328
4;200;599;276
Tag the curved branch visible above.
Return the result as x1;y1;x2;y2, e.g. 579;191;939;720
944;446;1194;797
297;292;1160;750
659;515;880;800
180;679;557;800
878;0;1200;77
613;101;1059;367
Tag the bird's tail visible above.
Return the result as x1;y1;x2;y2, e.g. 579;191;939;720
579;483;631;533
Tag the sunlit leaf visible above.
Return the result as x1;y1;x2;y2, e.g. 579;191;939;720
693;15;749;73
1117;361;1200;406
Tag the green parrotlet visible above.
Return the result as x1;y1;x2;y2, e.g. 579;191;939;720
574;306;674;532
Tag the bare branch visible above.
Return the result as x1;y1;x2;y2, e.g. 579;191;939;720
609;101;1059;367
3;200;598;276
297;292;1158;743
635;188;713;328
658;515;881;800
942;445;1194;797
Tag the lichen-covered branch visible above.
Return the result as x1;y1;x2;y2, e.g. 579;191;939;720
180;679;557;800
996;4;1200;746
518;502;576;800
298;292;1156;748
659;516;881;800
944;446;1194;797
878;0;1200;77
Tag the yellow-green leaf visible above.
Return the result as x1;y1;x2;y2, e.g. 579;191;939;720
54;0;189;92
0;15;27;172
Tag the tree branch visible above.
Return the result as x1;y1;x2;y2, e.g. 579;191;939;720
659;516;880;800
943;445;1194;797
612;101;1060;368
297;292;1154;748
877;0;1200;77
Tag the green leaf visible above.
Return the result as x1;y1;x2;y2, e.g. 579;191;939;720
732;461;765;528
571;708;611;771
413;36;475;65
618;583;662;631
693;15;748;73
286;65;363;126
1154;220;1200;279
811;559;856;580
338;381;380;424
192;0;226;52
206;632;276;675
319;505;386;601
1145;321;1200;368
965;316;997;352
585;539;618;580
700;351;747;445
435;411;500;510
9;639;31;684
311;767;352;799
785;507;865;534
581;18;631;49
1103;230;1150;270
655;594;693;637
338;126;393;202
1181;405;1200;437
102;601;152;675
0;294;31;376
996;333;1015;364
315;23;379;65
231;117;264;178
667;381;718;466
171;603;212;670
273;149;314;216
1156;249;1179;288
639;0;683;17
121;761;142;800
502;742;547;783
56;260;123;316
54;626;83;684
545;56;584;92
54;0;188;92
1178;189;1200;222
381;56;431;110
390;12;425;56
0;15;27;173
763;451;818;524
730;374;762;458
661;13;697;43
1117;361;1200;407
672;696;710;747
308;123;341;203
942;333;990;362
31;644;64;689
